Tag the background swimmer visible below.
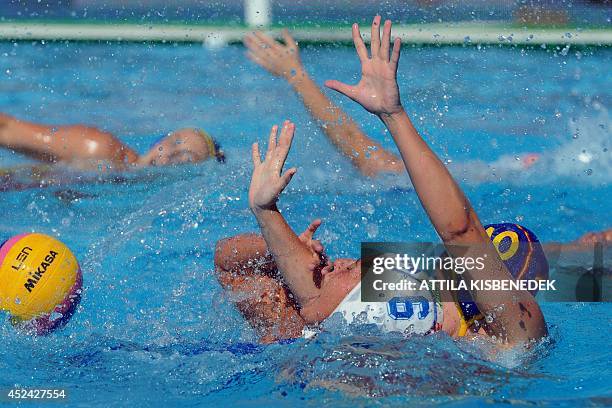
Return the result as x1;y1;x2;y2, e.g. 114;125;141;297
217;16;548;347
574;228;612;245
0;113;225;170
245;29;540;178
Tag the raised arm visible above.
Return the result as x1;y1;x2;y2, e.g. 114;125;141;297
244;31;403;177
326;16;547;345
249;120;322;307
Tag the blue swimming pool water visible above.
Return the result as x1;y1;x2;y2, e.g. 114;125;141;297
0;41;610;406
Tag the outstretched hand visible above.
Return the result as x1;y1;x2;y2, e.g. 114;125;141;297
249;121;297;213
325;16;403;117
244;30;304;82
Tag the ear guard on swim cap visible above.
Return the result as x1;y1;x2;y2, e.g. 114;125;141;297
456;223;549;325
0;233;82;335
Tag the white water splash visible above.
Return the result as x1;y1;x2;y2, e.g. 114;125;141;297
449;105;611;185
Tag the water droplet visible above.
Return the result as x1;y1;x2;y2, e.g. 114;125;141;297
366;224;379;239
50;312;63;322
560;45;570;56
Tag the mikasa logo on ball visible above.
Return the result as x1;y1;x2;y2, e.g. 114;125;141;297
23;250;59;293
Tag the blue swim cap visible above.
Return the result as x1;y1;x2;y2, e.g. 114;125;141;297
457;223;549;324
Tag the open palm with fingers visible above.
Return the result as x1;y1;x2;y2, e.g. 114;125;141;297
325;16;403;116
244;30;303;81
249;121;298;212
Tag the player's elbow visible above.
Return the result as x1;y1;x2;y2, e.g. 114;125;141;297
517;299;548;344
68;126;134;164
440;212;475;242
358;164;381;178
354;151;404;178
497;299;548;348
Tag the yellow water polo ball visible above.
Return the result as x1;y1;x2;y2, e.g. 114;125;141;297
0;233;82;334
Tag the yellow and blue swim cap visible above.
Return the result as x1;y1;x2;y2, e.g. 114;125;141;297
149;129;225;163
0;233;82;335
485;223;549;290
456;223;549;330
